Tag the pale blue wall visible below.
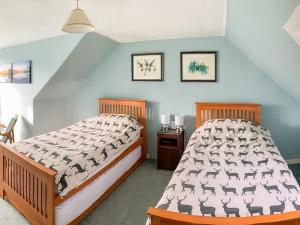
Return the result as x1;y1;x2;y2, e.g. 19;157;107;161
72;37;300;160
227;0;300;101
0;34;83;140
0;34;299;160
33;33;117;136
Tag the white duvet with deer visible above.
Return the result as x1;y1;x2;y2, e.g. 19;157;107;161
155;119;300;217
11;114;142;197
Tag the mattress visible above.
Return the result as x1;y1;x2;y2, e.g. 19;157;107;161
153;119;300;219
11;114;143;196
56;145;141;225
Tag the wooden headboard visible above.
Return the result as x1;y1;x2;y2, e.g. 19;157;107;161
99;98;147;158
196;102;261;128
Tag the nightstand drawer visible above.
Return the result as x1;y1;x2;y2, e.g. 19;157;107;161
157;147;180;170
158;137;178;148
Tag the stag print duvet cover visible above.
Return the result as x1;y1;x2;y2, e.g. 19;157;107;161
11;114;142;197
154;119;300;217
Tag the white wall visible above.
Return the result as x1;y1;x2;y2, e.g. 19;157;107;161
0;34;83;140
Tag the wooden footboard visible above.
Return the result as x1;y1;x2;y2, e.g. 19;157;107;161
0;98;147;225
0;143;56;225
148;208;300;225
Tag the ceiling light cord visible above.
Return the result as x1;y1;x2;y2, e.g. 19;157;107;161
77;0;79;9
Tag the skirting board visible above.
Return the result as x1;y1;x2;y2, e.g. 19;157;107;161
286;158;300;165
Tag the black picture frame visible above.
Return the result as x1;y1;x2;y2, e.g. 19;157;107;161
131;53;164;81
180;51;217;82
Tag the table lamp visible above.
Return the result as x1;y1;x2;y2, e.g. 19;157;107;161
175;114;184;132
161;114;170;131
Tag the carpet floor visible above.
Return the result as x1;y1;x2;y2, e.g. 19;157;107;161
288;164;300;184
0;160;172;225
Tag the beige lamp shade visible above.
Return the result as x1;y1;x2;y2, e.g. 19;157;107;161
62;8;95;33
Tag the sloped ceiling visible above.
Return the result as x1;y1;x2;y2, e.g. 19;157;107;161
0;0;226;48
36;33;117;99
284;3;300;47
226;0;300;102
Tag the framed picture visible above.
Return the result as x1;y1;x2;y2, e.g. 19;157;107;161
0;63;12;83
181;51;217;82
132;53;163;81
12;60;32;83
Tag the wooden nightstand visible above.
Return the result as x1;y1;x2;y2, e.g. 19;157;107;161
157;129;184;170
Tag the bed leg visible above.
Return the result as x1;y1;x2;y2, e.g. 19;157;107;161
0;145;3;198
141;141;148;162
0;182;3;198
151;216;161;225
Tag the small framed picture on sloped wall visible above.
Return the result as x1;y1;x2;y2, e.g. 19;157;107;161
132;53;164;81
0;63;12;83
181;51;217;82
12;60;32;84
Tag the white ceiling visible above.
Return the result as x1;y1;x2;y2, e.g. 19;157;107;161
0;0;227;48
284;3;300;47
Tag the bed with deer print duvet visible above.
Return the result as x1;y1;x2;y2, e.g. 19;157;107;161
10;114;142;197
151;119;300;220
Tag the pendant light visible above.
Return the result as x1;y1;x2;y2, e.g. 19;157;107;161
62;0;95;33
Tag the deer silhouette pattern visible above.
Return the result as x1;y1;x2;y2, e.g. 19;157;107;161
154;119;300;217
157;195;174;210
244;198;264;216
11;114;143;196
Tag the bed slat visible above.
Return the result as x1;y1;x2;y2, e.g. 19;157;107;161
0;143;56;224
196;103;261;128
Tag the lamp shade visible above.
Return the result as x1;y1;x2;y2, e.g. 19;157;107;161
62;8;95;33
161;114;170;125
175;114;184;126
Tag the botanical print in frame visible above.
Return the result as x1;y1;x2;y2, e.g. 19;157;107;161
132;53;163;81
0;63;12;83
12;60;32;83
181;51;217;82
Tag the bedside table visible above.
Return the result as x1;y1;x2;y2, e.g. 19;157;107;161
157;129;184;170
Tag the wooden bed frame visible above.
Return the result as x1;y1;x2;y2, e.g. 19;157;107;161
148;102;300;225
0;98;147;225
195;102;261;128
